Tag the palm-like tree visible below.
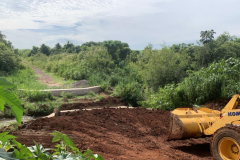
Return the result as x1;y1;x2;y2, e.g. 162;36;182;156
200;29;216;44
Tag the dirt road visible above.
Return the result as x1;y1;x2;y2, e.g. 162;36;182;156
11;97;213;160
31;66;62;87
23;61;62;87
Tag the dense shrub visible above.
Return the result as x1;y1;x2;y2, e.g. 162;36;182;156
142;58;240;110
19;90;54;102
22;32;240;109
0;43;20;73
5;67;48;90
113;81;143;107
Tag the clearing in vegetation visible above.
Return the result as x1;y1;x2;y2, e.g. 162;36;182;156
5;97;232;160
2;29;240;159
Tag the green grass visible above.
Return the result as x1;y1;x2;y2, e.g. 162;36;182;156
4;66;48;90
22;60;75;89
1;62;107;117
24;100;61;116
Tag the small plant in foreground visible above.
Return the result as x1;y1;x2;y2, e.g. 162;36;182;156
0;78;23;124
0;131;104;160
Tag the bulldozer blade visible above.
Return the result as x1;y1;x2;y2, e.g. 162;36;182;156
168;108;221;140
168;112;185;140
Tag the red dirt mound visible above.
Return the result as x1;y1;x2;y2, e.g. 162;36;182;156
12;108;213;160
203;97;240;110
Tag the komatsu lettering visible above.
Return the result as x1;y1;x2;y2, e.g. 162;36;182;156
228;112;240;116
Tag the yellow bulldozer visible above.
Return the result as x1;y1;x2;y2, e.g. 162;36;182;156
169;94;240;160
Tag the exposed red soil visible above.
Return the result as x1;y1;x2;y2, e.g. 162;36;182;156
11;107;213;160
202;97;240;110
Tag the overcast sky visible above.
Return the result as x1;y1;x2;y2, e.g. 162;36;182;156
0;0;240;50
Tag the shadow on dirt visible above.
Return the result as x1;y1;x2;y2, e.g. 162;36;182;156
173;143;212;157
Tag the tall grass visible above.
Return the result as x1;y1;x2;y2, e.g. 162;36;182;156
5;67;48;90
3;66;56;103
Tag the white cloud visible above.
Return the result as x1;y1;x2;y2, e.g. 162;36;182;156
3;30;43;48
0;0;167;30
1;0;240;49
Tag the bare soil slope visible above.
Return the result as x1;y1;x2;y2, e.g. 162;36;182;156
12;107;212;160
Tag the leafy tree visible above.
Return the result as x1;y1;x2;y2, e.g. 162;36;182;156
81;41;100;47
63;41;75;53
198;29;216;67
40;44;51;56
51;43;62;55
75;45;81;53
200;29;216;44
0;31;6;43
131;46;190;90
102;40;131;63
127;50;139;63
0;32;20;73
29;46;39;57
0;45;20;73
55;43;62;50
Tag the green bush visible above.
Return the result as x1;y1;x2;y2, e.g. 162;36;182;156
24;102;55;116
142;58;240;110
87;91;96;98
109;75;120;86
113;81;143;107
100;81;110;91
0;43;20;73
19;90;54;102
61;91;74;99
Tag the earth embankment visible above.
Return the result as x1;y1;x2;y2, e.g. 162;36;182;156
12;107;212;160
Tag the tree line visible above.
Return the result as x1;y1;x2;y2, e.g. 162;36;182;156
3;29;240;107
27;40;133;65
0;31;20;74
